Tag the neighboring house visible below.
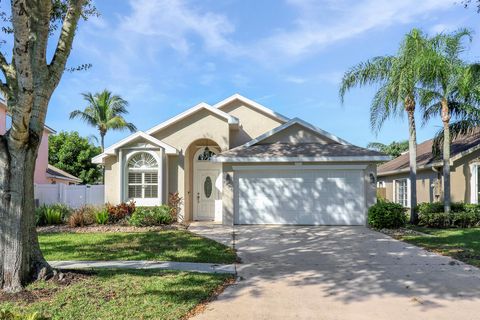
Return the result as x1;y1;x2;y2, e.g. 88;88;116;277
93;94;388;226
378;130;480;207
0;101;81;185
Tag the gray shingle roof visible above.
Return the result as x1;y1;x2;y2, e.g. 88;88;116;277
216;142;387;161
378;129;480;175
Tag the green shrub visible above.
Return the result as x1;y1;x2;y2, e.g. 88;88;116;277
36;204;71;226
68;205;96;227
450;211;480;228
128;205;174;227
416;202;465;214
368;200;407;229
418;212;451;228
94;209;109;225
0;308;49;320
418;211;480;228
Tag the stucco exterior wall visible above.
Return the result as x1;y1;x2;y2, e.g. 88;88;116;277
104;155;120;204
151;109;230;220
378;148;480;205
378;170;439;204
219;100;284;148
260;123;335;144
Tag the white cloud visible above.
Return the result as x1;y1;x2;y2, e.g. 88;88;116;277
249;0;455;61
120;0;236;55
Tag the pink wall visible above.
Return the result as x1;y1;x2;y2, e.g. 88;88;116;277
0;102;51;184
0;103;6;135
34;130;50;184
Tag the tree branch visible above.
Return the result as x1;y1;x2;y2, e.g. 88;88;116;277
48;0;85;88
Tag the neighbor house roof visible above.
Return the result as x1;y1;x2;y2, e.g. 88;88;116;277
213;142;389;163
378;129;480;176
46;164;82;183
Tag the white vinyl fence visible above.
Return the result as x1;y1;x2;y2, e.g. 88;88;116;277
34;184;104;208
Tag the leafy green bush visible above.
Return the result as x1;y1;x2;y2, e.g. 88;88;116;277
418;212;451;228
419;211;480;228
416;202;465;214
0;308;49;320
415;202;480;228
94;209;109;225
68;206;96;227
128;205;174;227
368;200;407;229
36;204;71;226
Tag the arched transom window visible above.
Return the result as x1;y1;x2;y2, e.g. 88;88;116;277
127;152;158;199
197;147;216;161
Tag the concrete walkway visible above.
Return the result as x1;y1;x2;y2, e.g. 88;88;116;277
49;260;235;274
188;224;480;320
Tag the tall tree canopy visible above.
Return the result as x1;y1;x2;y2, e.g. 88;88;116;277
420;29;474;213
0;0;95;292
49;131;102;184
340;29;431;224
70;90;136;152
367;141;409;158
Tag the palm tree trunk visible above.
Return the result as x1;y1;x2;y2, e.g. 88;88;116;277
441;98;451;213
406;98;418;224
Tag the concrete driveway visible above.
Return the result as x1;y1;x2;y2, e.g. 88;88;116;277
190;224;480;320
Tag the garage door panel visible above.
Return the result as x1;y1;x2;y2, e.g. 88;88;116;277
236;169;365;225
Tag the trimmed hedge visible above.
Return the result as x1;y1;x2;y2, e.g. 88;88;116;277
128;205;174;227
368;201;407;229
416;202;480;228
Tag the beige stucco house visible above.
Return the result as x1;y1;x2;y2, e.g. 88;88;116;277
377;130;480;207
93;94;388;225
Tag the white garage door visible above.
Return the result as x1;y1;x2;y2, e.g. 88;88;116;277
236;168;366;225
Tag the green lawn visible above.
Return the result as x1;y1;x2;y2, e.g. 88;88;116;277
39;230;236;264
402;227;480;267
0;270;233;320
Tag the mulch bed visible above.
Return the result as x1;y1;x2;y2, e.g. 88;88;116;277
0;270;93;303
378;227;431;239
37;223;188;234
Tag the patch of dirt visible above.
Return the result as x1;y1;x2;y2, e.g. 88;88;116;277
183;276;236;320
37;223;188;234
0;270;93;304
378;227;430;239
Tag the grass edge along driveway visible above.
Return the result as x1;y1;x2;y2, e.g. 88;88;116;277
0;269;234;320
39;230;237;264
400;227;480;268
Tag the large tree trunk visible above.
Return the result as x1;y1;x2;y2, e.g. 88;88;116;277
441;98;451;213
406;98;418;224
0;0;84;292
0;135;52;293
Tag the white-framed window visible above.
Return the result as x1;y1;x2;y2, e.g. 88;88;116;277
127;152;158;199
395;179;409;207
470;163;480;204
377;181;385;188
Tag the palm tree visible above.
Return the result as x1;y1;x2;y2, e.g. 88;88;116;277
340;29;431;224
420;29;473;213
70;90;137;152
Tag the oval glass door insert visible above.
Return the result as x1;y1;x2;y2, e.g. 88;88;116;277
204;176;213;198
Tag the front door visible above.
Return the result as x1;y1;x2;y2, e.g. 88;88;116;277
194;168;220;220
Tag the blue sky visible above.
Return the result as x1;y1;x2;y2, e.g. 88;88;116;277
6;0;480;148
